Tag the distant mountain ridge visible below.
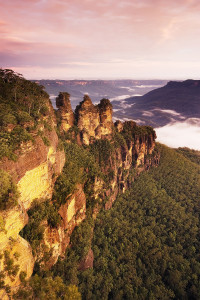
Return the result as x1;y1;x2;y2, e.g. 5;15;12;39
112;79;200;127
35;79;167;109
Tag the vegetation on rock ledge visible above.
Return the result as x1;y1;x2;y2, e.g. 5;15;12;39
0;69;52;160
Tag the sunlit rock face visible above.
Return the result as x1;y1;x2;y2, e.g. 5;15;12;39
75;95;100;144
0;130;65;210
74;96;113;145
56;92;75;132
0;206;34;300
96;99;113;138
0;101;65;298
56;95;113;145
43;184;86;266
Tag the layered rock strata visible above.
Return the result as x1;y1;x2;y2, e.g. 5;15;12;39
0;103;65;298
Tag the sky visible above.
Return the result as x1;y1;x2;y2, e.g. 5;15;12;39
1;0;200;79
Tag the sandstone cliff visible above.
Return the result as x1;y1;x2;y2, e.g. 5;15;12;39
57;94;113;145
0;97;65;298
56;92;74;133
38;184;86;267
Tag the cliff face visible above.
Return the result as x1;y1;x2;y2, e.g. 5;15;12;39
42;184;86;267
32;96;159;271
0;207;34;299
44;96;159;261
96;121;158;210
0;101;65;298
1;130;65;210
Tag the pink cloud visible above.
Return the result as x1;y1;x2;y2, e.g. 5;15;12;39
0;0;200;78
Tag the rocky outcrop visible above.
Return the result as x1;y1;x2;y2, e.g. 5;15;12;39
57;94;113;145
96;99;113;138
75;95;100;145
56;92;74;132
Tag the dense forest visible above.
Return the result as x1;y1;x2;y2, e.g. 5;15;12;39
15;145;200;299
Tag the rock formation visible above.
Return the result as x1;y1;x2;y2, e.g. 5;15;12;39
56;92;74;132
57;94;114;145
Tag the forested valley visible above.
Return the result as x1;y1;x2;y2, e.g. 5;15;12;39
45;144;200;300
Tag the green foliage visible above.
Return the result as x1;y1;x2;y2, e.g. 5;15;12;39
3;250;20;279
0;69;49;118
89;139;114;167
0;113;17;126
0;126;34;161
51;144;200;299
0;169;19;210
121;121;155;142
20;199;61;254
0;68;51;160
77;144;199;299
16;111;32;124
70;217;94;259
112;131;127;148
52;218;94;287
13;274;81;300
98;98;112;110
64;126;80;142
176;147;200;165
42;136;51;146
53;143;100;206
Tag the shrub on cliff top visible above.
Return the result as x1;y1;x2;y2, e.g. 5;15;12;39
0;69;52;161
98;98;112;110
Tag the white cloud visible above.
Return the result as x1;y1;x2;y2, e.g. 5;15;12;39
135;84;163;88
142;111;154;117
153;108;186;118
155;118;200;150
110;95;131;101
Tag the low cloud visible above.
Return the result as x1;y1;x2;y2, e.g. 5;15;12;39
153;108;184;118
155;118;200;150
142;111;154;117
110;95;131;101
135;85;163;88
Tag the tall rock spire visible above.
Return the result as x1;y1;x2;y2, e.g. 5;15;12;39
56;92;74;132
